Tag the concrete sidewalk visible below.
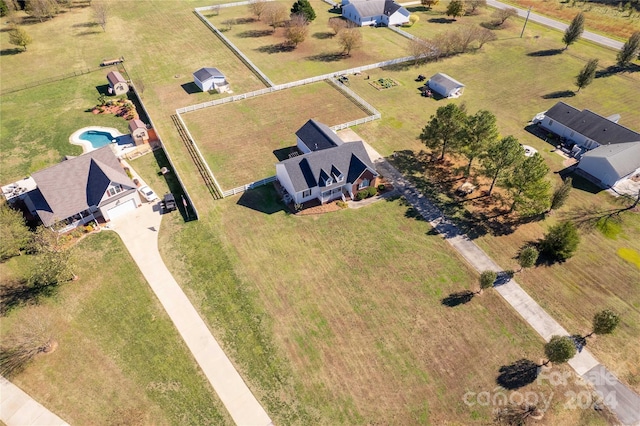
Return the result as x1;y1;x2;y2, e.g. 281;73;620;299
0;377;69;426
109;204;272;426
376;159;640;425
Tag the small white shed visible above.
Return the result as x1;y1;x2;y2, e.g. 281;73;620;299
193;67;230;93
427;73;465;98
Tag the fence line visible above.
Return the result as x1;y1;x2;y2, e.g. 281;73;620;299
176;55;417;114
321;0;339;7
195;0;273;11
125;69;200;220
387;24;421;42
1;66;105;96
193;9;275;87
222;176;277;197
174;112;225;199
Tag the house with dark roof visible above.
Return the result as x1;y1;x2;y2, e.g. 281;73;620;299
341;0;410;27
427;73;465;98
22;146;141;232
193;67;230;93
276;122;379;205
107;71;129;96
534;102;640;188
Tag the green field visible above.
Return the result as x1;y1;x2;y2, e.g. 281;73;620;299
0;232;230;425
182;81;370;189
204;0;411;84
1;0;638;424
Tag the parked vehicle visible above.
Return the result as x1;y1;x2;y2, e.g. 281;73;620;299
162;193;177;212
138;185;158;202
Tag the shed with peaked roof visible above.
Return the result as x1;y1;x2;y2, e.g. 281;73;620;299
128;119;149;146
107;71;129;95
427;73;465;98
193;67;230;93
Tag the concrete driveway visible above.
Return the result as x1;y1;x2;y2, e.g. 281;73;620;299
109;204;272;426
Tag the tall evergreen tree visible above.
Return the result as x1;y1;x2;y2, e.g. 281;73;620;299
616;31;640;68
460;110;499;176
480;135;523;196
419;103;467;161
540;221;580;261
575;59;598;92
563;12;585;50
501;153;551;215
446;0;465;19
290;0;315;21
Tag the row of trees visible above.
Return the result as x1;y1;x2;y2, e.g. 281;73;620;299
419;104;552;215
409;24;496;62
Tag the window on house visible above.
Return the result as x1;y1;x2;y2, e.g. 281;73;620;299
548;120;554;126
107;184;124;197
358;178;370;190
302;189;311;198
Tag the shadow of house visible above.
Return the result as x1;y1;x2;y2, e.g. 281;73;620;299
237;185;285;215
181;82;202;95
273;146;299;162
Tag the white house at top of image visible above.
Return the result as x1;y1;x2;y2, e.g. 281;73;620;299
341;0;410;27
193;67;231;93
533;101;640;188
427;73;465;98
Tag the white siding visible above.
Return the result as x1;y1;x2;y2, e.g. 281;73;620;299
100;191;141;221
578;157;620;187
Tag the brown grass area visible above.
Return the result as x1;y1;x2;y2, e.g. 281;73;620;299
182;81;370;189
504;0;640;40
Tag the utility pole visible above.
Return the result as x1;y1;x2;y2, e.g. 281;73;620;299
520;6;532;38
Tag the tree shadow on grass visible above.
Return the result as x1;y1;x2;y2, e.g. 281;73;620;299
382;62;412;72
0;48;23;56
596;63;640;78
306;52;344;62
527;48;564;57
497;359;540;390
76;30;101;36
237;185;285;215
256;43;295;54
72;22;98;28
234;17;257;24
428;17;456;24
181;82;201;95
237;29;273;38
542;90;576;99
0;279;58;316
441;290;475;307
313;31;334;40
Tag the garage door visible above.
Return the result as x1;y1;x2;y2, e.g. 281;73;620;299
107;199;136;221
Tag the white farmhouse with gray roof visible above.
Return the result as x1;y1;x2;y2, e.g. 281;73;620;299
341;0;410;27
276;120;379;205
22;146;141;232
534;102;640;188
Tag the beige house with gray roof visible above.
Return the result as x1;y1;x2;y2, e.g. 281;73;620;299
23;146;141;232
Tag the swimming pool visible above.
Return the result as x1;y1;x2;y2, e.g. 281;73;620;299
79;130;117;149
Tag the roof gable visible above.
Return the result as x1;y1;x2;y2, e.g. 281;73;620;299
279;141;377;193
30;146;135;226
581;141;640;177
545;102;640;145
193;67;225;82
107;71;126;86
296;119;344;152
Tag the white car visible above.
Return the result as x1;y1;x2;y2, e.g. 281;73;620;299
138;185;158;202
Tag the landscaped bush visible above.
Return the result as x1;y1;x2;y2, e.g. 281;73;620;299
356;190;368;200
336;200;348;209
367;186;378;197
378;184;385;191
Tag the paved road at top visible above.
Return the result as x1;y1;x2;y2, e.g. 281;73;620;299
486;0;623;50
400;0;624;50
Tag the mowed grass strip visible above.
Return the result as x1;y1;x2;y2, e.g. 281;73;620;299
182;81;371;189
0;232;230;425
205;0;411;84
158;185;610;424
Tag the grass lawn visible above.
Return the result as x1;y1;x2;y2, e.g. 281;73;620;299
500;0;640;40
156;185;614;425
0;73;129;184
0;232;230;425
181;81;371;189
204;0;412;84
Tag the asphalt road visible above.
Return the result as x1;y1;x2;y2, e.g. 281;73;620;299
486;0;624;50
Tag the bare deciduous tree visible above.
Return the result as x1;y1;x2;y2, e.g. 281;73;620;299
25;0;58;22
338;27;362;56
467;0;486;15
407;37;437;63
285;14;309;47
248;0;267;19
262;2;288;32
328;16;348;36
492;7;517;26
93;1;109;31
